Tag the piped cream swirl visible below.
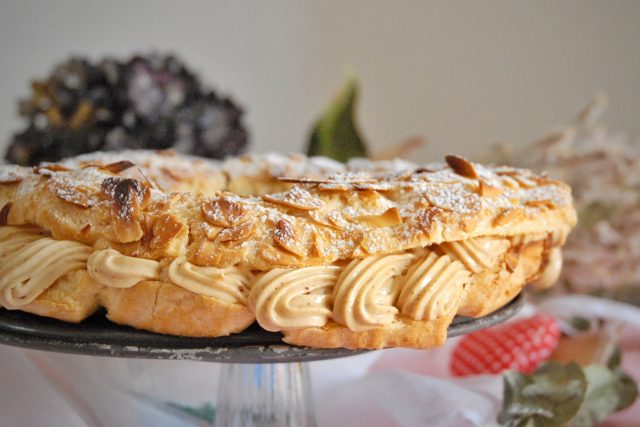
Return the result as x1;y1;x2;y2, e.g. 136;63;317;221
0;227;91;307
87;249;161;288
438;237;509;273
249;266;340;332
397;252;470;320
167;257;252;304
332;254;414;332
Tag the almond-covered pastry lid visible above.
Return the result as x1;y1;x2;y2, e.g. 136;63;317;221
0;151;576;270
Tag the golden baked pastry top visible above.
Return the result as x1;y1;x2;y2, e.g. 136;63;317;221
0;150;575;270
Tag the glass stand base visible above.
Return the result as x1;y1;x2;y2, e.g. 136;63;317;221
214;362;316;427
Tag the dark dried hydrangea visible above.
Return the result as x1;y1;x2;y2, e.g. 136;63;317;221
6;54;248;165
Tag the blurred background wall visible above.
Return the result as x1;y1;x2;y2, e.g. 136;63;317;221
1;0;638;161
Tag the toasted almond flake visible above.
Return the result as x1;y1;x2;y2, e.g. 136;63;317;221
274;217;305;256
49;181;94;208
277;177;329;184
36;163;72;173
262;187;324;210
257;243;303;266
0;167;27;184
353;181;393;191
202;197;246;227
111;178;151;218
317;182;352;191
505;251;520;272
414;167;437;174
524;199;555;209
217;221;255;243
426;185;481;214
150;214;185;249
358;230;392;255
479;179;504;197
0;202;12;225
416;207;440;235
493;208;521;226
357;207;403;227
445;155;478;179
102;160;136;174
460;216;478;232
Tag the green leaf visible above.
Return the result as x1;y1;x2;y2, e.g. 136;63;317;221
499;358;638;427
498;362;587;427
614;370;639;411
573;364;633;426
307;75;368;162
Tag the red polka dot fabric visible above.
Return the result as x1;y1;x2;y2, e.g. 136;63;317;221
450;314;560;376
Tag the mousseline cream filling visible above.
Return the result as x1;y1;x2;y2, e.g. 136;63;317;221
0;227;91;308
0;225;562;332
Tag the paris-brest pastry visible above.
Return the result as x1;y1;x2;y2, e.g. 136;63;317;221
0;150;576;349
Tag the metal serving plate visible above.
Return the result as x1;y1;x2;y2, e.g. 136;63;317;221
0;294;522;363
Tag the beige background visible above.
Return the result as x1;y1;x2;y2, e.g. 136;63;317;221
1;0;638;162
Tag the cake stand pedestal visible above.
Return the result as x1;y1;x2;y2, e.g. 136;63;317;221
0;295;523;427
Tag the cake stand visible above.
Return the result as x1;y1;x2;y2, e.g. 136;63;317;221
0;295;523;426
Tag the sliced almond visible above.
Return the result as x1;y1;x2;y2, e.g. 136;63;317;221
102;160;136;174
216;221;255;243
479;179;504;197
426;185;481;213
277;177;329;184
357;207;403;227
0;202;12;225
111;179;151;215
49;180;95;208
445;155;478;179
358;230;390;255
273;217;305;256
505;251;520;272
257;243;304;267
307;210;347;230
35;163;72;173
0;167;28;184
493;208;521;226
416;207;440;235
262;187;324;210
525;199;554;209
317;182;352;192
353;181;393;191
150;214;185;249
201;197;246;227
514;176;538;188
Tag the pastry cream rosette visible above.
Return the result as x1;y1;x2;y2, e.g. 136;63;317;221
0;151;576;348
